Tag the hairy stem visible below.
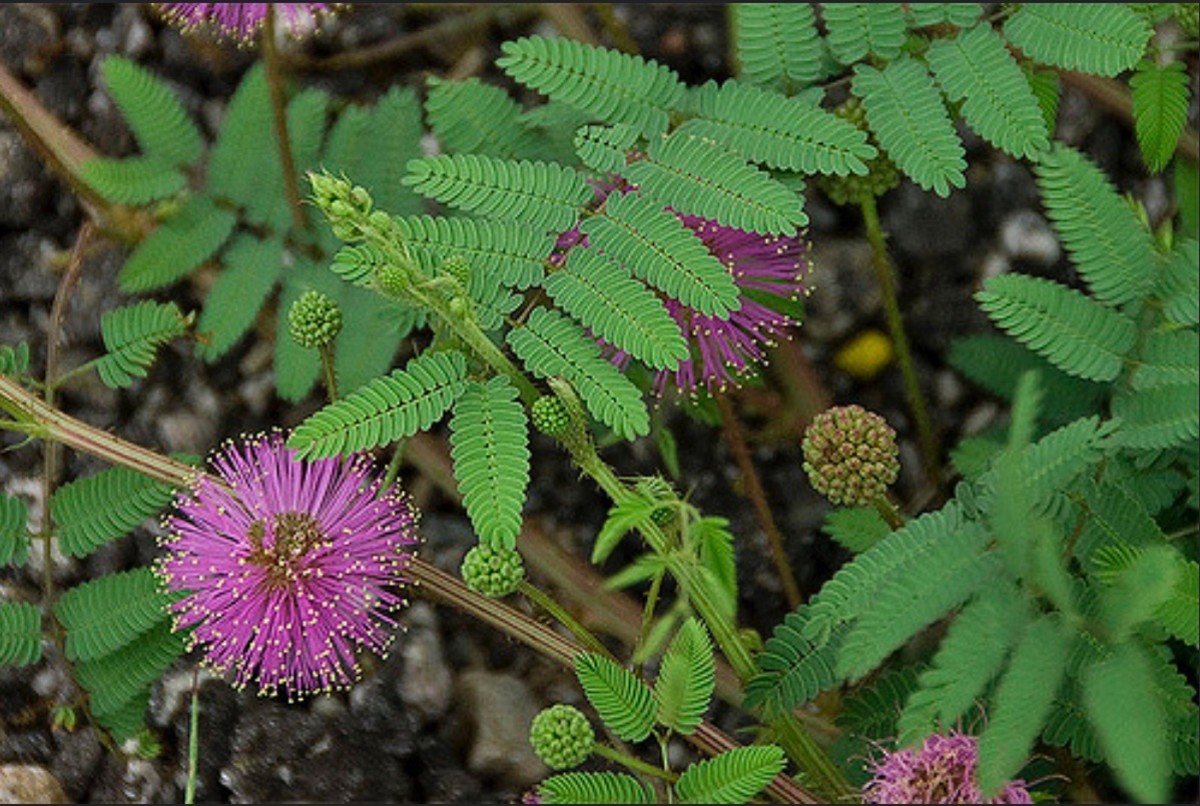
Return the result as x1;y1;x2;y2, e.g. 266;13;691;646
318;343;339;402
593;741;678;782
859;194;942;491
185;667;200;805
262;7;308;233
633;567;665;679
519;579;616;662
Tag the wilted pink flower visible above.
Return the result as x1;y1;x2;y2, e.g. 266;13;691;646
156;433;417;699
156;3;333;41
864;730;1033;804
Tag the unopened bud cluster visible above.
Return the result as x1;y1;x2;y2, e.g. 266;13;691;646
460;544;525;598
287;290;342;349
802;405;900;507
308;171;392;242
529;705;594;770
531;396;571;437
816;97;900;206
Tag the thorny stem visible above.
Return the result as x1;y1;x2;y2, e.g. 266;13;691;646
715;393;803;610
593;742;678;782
858;194;943;492
518;579;617;662
263;6;308;233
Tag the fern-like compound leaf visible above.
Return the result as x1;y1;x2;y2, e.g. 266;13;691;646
256;89;329;231
908;3;982;27
94;300;193;389
79;156;186;205
822;3;908;64
392;214;555;290
593;486;660;565
288;351;468;459
977;613;1072;798
0;494;30;567
50;466;179;559
546;247;687;370
403;153;591;233
1035;145;1158;305
1130;60;1191;173
574;123;638;174
821;506;890;554
580;190;740;317
1133;330;1200;391
1004;3;1152;77
654;618;715;735
744;606;850;715
196;235;282;362
674;745;786;805
449;377;530;551
624;131;807;234
538;772;653;805
0;602;41;666
853;57;967;197
506;308;650;440
927;25;1050;160
100;56;202;167
574;652;657;742
117;195;237;292
1156;559;1199;647
732;3;823;92
837;666;923;743
976;274;1137;382
684;79;876;176
74;619;187;718
1082;644;1171;803
1157;239;1199;326
206;64;271;209
425;76;539;160
93;687;152;743
498;36;685;136
1111;383;1200;450
55;568;182;663
329;243;387;288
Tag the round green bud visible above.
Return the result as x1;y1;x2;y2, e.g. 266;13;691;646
368;210;392;232
460;544;525;598
349;186;373;212
442;255;472;288
529;705;594;770
531;396;571;438
376;262;410;300
288;290;343;349
650;505;674;527
801;404;900;507
817;97;900;205
447;296;469;318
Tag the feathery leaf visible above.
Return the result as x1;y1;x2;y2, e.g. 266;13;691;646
117;195;236;293
50;466;180;559
1004;3;1151;77
675;745;786;805
55;568;182;662
654;618;715;735
94;300;193;389
1130;59;1191;172
574;652;657;742
100;56;202;167
0;602;41;666
732;3;824;92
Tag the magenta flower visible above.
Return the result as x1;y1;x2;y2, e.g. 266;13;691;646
553;185;810;395
864;730;1033;804
156;3;333;41
156;433;417;700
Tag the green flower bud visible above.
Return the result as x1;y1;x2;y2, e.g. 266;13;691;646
1177;3;1199;37
442;255;472;288
802;404;900;507
288;290;343;349
376;262;411;300
817;98;900;205
530;396;571;437
460;544;525;598
530;705;594;770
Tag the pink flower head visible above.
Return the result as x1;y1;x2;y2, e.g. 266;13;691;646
864;730;1033;804
156;4;333;41
156;433;418;700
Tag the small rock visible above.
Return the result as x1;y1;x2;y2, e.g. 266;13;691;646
882;181;976;269
89;755;166;804
0;233;59;302
1000;210;1060;267
112;5;154;58
0;6;58;76
935;369;966;409
456;670;546;787
50;728;103;801
395;602;453;721
804;238;879;342
33;56;89;125
979;251;1009;282
0;128;52;230
0;764;69;804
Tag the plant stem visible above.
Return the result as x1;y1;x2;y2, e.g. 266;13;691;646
872;494;905;530
518;580;616;662
262;6;307;233
858;194;942;491
633;567;665;678
185;667;200;805
593;742;678;782
318;343;339;402
715;393;802;610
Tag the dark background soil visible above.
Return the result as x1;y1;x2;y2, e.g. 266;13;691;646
0;4;1189;803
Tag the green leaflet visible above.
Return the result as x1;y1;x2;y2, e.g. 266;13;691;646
117;196;237;293
449;377;530;550
50;465;179;559
391;214;555;290
0;493;30;567
574;652;656;742
574;123;638;175
674;745;785;805
99;56;202;167
1157;239;1199;326
1004;3;1151;78
425;76;539;159
853;57;967;198
822;3;908;64
55;568;182;662
403;153;592;233
907;3;982;28
653;618;715;735
821;506;891;554
0;602;42;666
744;605;850;715
580;190;740;317
1130;59;1191;172
74;619;187;717
94;300;193;390
545;246;687;370
196;235;283;362
79;156;186;205
732;3;824;92
498;36;685;137
1133;329;1200;390
1111;383;1200;450
287;350;469;459
537;772;653;805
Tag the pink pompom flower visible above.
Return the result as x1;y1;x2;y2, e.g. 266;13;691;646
156;433;418;700
864;730;1033;804
155;4;334;42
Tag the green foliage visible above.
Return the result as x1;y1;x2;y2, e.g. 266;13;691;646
425;76;538;159
743;606;849;715
507;308;650;441
195;235;282;361
50;465;179;559
622;130;807;234
683;79;876;176
593;483;663;564
823;3;908;64
1133;329;1200;390
402;153;592;233
73;619;187;718
1003;3;1152;77
94;300;192;389
0;494;30;567
546;247;687;370
573;652;656;742
926;24;1050;160
54;568;181;662
908;3;982;27
853;57;967;197
449;377;530;550
674;745;785;804
391;215;554;291
0;342;30;378
118;195;236;292
732;3;823;93
653;618;715;735
820;506;890;554
538;772;653;805
574;123;637;174
976;274;1137;382
99;56;202;167
1112;381;1200;449
287;350;468;459
0;602;41;666
498;36;686;136
579;190;740;316
80;156;186;205
1130;59;1191;172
